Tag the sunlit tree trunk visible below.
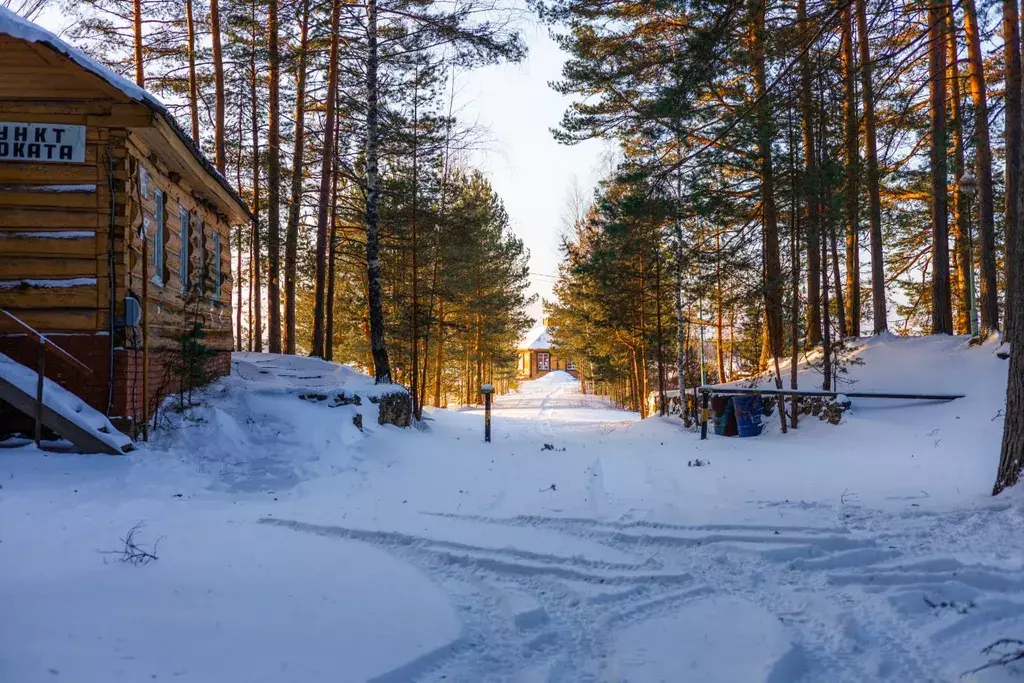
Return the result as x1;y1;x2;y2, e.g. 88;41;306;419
266;0;282;353
410;66;421;417
716;231;726;383
994;219;1024;492
929;0;953;334
750;0;784;369
365;0;393;382
284;0;309;354
249;19;262;352
798;0;821;346
1005;0;1023;340
133;0;144;87
310;0;341;358
185;0;199;145
841;0;860;336
210;0;226;172
947;10;971;334
856;0;886;333
963;0;998;334
433;304;445;406
235;106;244;351
325;122;340;361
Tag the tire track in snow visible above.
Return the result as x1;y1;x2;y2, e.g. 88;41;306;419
406;513;958;682
260;513;964;682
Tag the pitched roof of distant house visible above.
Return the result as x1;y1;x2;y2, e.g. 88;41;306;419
518;322;552;351
0;6;250;221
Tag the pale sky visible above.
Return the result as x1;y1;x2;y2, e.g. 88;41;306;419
457;22;605;324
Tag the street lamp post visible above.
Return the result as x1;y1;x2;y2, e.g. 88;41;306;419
960;172;979;337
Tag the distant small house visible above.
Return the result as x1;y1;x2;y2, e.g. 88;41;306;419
517;322;578;379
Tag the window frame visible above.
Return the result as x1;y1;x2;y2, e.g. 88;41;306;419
197;219;206;293
179;204;190;293
139;167;150;199
152;189;165;286
211;230;221;301
537;352;550;371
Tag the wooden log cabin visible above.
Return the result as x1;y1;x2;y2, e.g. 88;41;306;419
0;8;249;437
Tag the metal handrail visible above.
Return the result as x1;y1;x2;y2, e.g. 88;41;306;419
0;308;92;374
698;385;965;401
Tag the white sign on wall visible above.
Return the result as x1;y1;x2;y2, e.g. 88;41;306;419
0;122;86;163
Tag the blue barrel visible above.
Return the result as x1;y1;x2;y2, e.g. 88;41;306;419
732;395;764;437
710;396;732;436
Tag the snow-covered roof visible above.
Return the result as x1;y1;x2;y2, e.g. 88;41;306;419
0;6;250;220
518;322;553;351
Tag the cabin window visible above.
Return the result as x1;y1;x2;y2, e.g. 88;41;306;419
139;167;150;199
152;189;165;286
179;205;190;293
537;352;550;371
212;231;221;300
197;220;206;293
566;360;576;371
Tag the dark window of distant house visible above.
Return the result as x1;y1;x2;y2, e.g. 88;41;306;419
537;352;550;371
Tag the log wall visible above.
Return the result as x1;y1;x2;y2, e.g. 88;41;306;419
0;34;236;436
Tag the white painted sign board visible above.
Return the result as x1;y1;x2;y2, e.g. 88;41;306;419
0;122;86;163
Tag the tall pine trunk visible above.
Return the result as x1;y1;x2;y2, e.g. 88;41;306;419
410;67;421;417
929;0;953;334
433;304;445;406
841;0;860;336
266;0;282;353
673;154;688;398
856;0;886;333
185;0;199;145
947;10;972;334
964;0;998;334
798;0;821;346
284;0;309;354
325;121;341;361
365;0;393;382
421;69;455;411
829;216;847;337
210;0;226;172
235;106;245;350
716;231;726;382
751;0;784;367
1005;0;1022;341
133;0;144;87
310;0;341;358
249;22;263;352
994;200;1024;493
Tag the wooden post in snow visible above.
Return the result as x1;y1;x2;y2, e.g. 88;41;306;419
35;339;45;447
481;383;494;443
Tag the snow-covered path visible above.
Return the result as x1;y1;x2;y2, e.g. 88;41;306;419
3;339;1024;682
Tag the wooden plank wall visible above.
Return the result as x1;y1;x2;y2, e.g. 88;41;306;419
125;136;233;354
0;34;143;334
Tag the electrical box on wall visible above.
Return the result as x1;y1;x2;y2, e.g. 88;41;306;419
123;295;142;327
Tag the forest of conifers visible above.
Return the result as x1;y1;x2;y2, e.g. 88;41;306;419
27;0;1024;487
41;0;534;420
539;0;1021;417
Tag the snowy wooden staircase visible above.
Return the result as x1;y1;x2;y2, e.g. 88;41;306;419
0;310;131;455
0;371;129;454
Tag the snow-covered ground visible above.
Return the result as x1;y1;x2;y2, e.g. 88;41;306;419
2;336;1024;682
